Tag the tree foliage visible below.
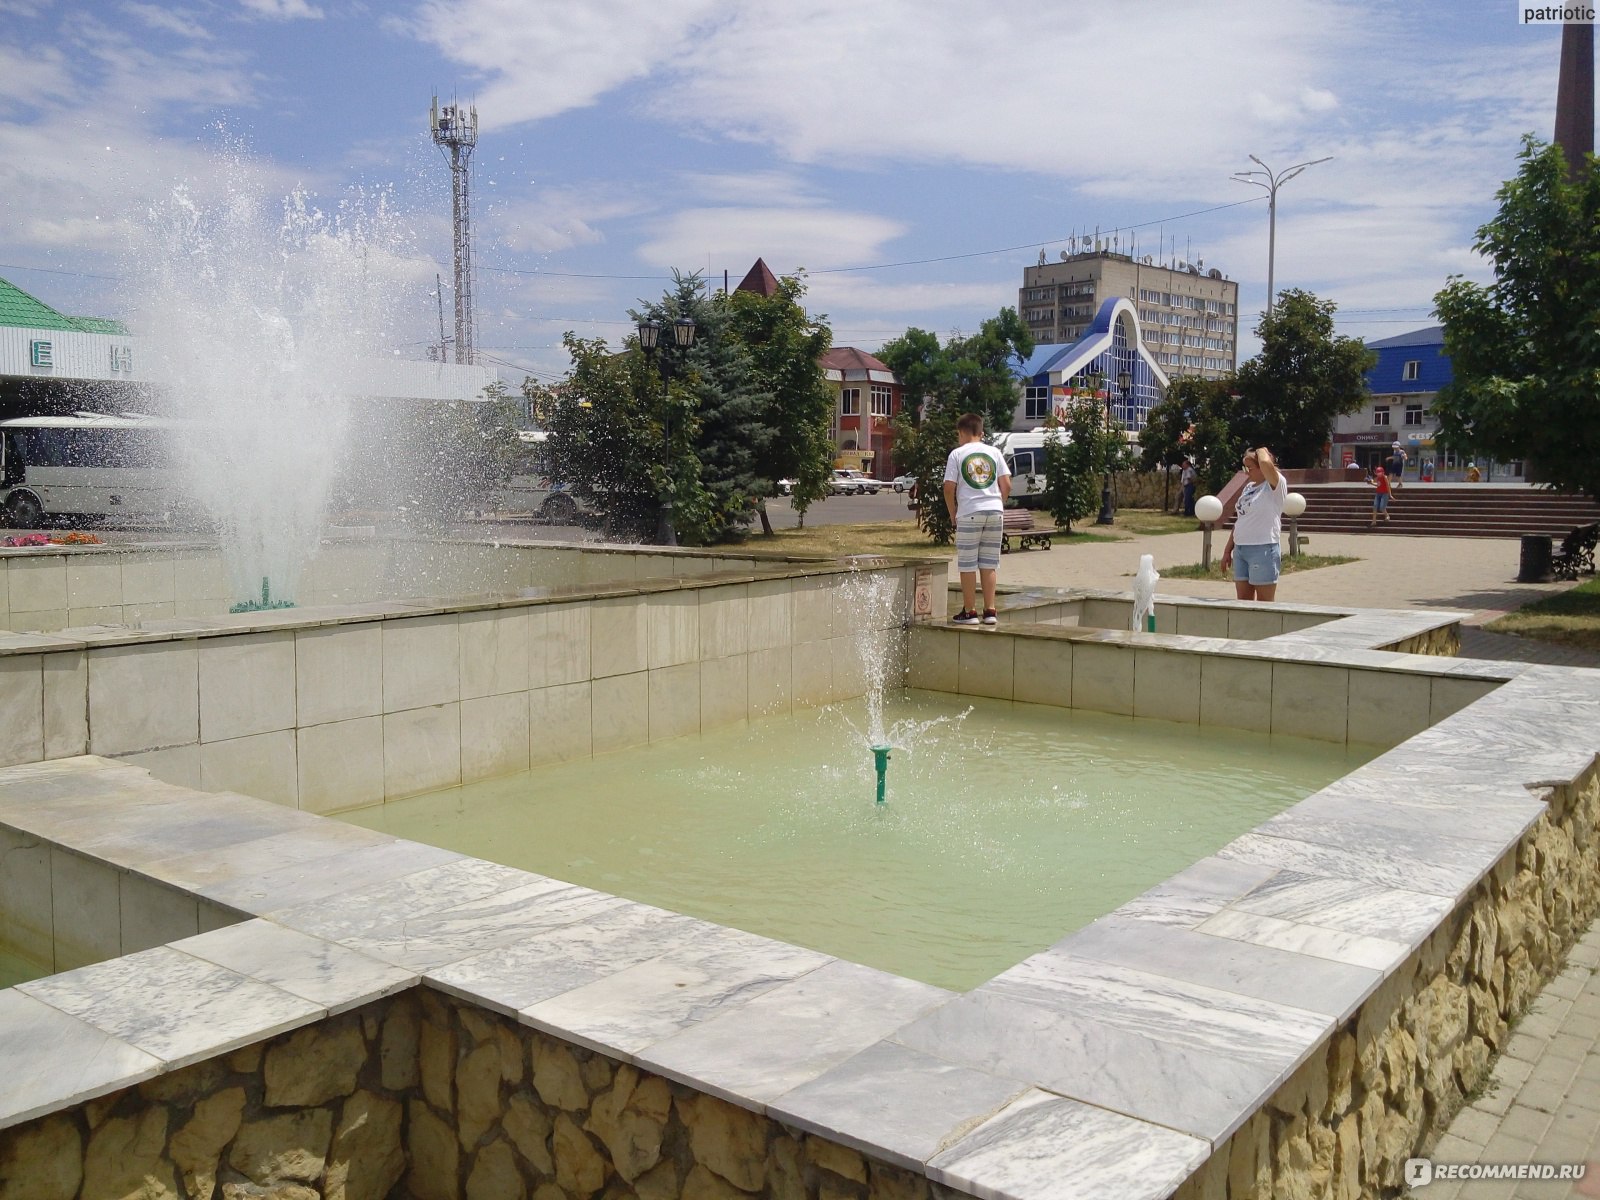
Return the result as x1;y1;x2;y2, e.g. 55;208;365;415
1041;401;1105;530
723;275;835;524
1140;376;1242;495
1230;289;1373;466
879;310;1034;544
1433;136;1600;496
536;272;836;544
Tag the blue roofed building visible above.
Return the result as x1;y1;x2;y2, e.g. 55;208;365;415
1008;297;1170;432
1329;326;1514;480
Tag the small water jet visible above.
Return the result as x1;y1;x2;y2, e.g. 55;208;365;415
1131;553;1160;632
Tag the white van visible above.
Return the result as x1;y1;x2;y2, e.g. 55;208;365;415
990;429;1068;509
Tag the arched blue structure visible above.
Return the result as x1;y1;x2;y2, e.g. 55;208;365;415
1011;298;1170;431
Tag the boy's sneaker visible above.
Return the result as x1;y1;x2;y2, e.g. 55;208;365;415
982;609;998;626
950;610;981;626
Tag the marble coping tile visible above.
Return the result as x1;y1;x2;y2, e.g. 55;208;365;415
198;838;464;914
17;945;324;1070
981;954;1331;1071
1258;791;1543;855
1218;870;1458;947
517;924;832;1060
172;920;416;1015
29;792;320;871
1193;908;1412;974
1111;855;1281;929
1052;913;1381;1023
287;879;635;972
134;820;400;894
633;960;951;1111
0;632;92;656
769;1040;1030;1173
426;902;707;1018
263;857;550;940
892;987;1299;1146
0;989;164;1131
926;1089;1213;1200
1215;831;1495;907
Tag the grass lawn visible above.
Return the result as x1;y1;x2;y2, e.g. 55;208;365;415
739;520;1122;559
1486;576;1600;651
1109;510;1205;537
1162;553;1359;581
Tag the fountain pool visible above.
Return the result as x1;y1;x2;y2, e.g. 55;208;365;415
342;690;1375;991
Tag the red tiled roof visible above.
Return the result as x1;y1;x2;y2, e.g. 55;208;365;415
821;347;892;373
734;258;780;297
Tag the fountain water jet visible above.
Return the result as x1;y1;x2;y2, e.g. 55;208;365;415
134;160;416;608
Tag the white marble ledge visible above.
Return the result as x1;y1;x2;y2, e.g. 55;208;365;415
426;903;711;1019
172;920;416;1015
1265;788;1544;852
516;923;831;1060
0;632;91;656
768;1040;1030;1173
1215;831;1495;910
927;1089;1213;1200
16;944;325;1073
0;989;164;1131
199;838;464;915
1217;870;1456;949
1051;913;1381;1024
1111;855;1281;929
634;959;952;1112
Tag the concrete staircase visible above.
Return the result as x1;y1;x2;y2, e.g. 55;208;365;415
1290;483;1600;539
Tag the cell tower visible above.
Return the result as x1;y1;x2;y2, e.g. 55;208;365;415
431;95;478;365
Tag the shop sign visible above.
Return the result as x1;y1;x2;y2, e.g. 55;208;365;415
30;340;52;368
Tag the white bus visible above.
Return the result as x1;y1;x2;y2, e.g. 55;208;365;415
991;428;1068;508
0;413;185;528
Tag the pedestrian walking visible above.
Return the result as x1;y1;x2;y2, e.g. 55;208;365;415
1370;464;1393;526
1179;458;1197;517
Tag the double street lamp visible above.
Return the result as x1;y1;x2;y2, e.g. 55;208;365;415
1096;369;1132;525
1231;154;1332;317
637;315;697;546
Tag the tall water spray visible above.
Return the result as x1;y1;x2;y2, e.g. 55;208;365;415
136;166;414;607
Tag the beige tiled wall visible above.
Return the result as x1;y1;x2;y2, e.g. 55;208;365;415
0;565;913;814
0;824;239;977
908;626;1491;747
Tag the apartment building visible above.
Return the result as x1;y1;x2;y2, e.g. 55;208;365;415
1019;251;1240;381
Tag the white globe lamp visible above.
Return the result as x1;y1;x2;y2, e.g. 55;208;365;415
1195;495;1223;524
1284;492;1307;517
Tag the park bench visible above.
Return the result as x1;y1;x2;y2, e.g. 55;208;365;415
1552;522;1600;580
1000;508;1062;552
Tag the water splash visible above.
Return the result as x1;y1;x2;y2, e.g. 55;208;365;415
133;154;416;607
839;565;905;746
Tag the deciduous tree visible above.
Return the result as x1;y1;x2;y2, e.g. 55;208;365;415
1433;136;1600;496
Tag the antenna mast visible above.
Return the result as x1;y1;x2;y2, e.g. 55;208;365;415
431;95;478;365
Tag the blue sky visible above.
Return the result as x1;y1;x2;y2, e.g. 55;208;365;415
0;0;1577;386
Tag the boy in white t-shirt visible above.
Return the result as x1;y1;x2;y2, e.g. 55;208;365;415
942;413;1011;625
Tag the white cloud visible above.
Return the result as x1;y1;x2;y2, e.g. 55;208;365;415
237;0;324;18
122;3;213;39
488;187;650;255
637;205;906;273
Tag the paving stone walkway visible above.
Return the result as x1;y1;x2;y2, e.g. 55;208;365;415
1412;921;1600;1198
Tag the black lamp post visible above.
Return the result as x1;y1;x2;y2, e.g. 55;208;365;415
637;315;697;546
1096;369;1131;525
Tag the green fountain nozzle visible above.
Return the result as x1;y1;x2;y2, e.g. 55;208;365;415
872;743;892;805
229;575;297;614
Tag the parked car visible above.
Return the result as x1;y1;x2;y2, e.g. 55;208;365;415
830;469;881;495
891;473;917;493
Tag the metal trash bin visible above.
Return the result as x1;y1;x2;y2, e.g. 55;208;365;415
1518;534;1553;583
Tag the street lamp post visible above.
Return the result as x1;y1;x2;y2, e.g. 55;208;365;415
1231;154;1332;317
637;315;697;546
1096;369;1131;525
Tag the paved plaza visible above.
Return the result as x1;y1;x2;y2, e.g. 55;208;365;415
978;526;1600;1196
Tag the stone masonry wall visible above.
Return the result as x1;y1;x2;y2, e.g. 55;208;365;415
1380;626;1460;657
0;988;950;1200
1172;762;1600;1200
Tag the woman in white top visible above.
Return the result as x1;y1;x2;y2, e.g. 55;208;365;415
1219;447;1286;602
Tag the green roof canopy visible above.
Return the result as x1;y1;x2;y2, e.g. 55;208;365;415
0;276;128;335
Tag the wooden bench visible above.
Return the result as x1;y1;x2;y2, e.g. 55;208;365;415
1000;508;1061;552
1552;522;1600;580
